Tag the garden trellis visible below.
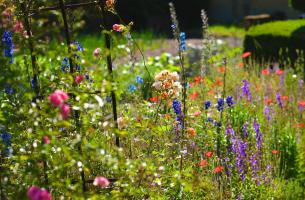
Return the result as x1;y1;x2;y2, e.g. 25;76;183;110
19;0;120;193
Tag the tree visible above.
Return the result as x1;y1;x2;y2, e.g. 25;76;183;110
290;0;305;12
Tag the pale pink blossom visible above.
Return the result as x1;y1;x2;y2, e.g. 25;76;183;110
93;176;110;188
43;136;50;144
112;24;125;32
93;48;101;57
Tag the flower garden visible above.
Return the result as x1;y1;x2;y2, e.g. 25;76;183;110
1;0;305;199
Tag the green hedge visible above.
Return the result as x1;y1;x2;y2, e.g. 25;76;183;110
243;20;305;64
290;0;305;12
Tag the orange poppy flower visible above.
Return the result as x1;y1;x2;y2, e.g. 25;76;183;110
193;111;201;117
214;166;224;173
272;150;279;155
194;76;203;85
218;66;226;73
206;151;213;158
239;62;244;68
280;96;289;101
150;96;159;103
190;91;199;100
187;127;196;137
264;97;273;105
215;78;223;87
298;101;305;107
262;69;269;75
242;52;251;58
294;123;305;128
199;159;208;167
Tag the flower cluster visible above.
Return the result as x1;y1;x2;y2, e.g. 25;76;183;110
179;32;187;51
2;31;14;63
241;80;252;101
153;70;181;99
48;90;70;119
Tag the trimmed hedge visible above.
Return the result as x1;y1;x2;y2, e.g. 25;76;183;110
243;20;305;64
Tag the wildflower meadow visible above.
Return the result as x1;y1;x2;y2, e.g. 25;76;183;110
1;0;305;199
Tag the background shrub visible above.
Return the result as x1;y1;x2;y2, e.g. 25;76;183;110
243;19;305;66
290;0;305;12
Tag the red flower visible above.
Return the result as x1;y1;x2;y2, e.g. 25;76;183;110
112;24;125;32
150;96;159;103
187;127;196;137
193;111;201;117
194;76;203;85
239;62;244;68
190;91;199;100
242;52;251;58
214;166;224;173
206;151;213;158
262;69;269;75
272;150;279;155
276;69;284;75
199;159;208;167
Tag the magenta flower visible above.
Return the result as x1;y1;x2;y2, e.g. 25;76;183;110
75;75;84;84
93;176;110;188
60;104;71;119
27;186;51;200
48;90;68;107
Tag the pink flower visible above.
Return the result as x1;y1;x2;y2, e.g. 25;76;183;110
43;136;50;144
75;75;84;84
93;176;110;188
48;90;68;107
13;21;24;33
193;111;201;117
60;104;71;119
112;24;125;32
93;48;101;57
27;186;51;200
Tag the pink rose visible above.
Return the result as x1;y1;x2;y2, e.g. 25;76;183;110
60;104;71;119
27;186;51;200
93;176;110;188
48;90;68;107
93;48;101;57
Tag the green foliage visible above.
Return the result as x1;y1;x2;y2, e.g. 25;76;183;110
243;20;305;66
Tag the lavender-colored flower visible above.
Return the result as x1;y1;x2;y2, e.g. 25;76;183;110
226;96;234;107
276;92;282;108
253;120;263;151
226;127;235;137
61;57;70;72
242;122;248;138
217;98;224;112
204;101;211;110
263;106;271;121
241;80;252;101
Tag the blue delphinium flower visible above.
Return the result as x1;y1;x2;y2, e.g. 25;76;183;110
61;57;70;72
171;24;177;30
2;31;14;63
0;131;11;146
253;120;263;151
204;101;211;110
276;92;282;108
128;84;137;93
31;75;38;89
172;99;182;115
73;40;84;52
217;98;224;112
136;76;144;84
5;86;14;95
105;96;112;103
226;96;234;107
179;32;187;51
